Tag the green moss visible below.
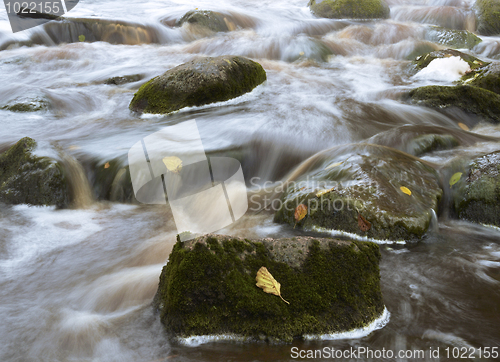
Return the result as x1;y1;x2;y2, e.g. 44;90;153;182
407;85;500;124
153;235;384;342
1;98;50;112
309;0;390;20
424;26;482;50
461;62;500;95
176;10;229;32
475;0;500;36
413;49;488;71
129;56;267;114
0;137;69;206
410;134;460;156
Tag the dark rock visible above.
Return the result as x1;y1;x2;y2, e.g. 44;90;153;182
129;55;266;114
309;0;390;20
153;234;385;342
0;137;69;207
424;26;482;50
104;74;144;85
274;144;442;242
176;10;229;33
475;0;500;36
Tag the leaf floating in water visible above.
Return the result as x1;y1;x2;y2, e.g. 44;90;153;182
458;122;469;131
104;162;110;169
400;186;412;196
256;266;289;304
78;35;85;42
163;156;182;174
358;213;371;232
449;172;463;187
325;161;343;170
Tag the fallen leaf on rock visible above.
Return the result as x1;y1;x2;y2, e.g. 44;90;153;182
294;204;307;228
316;187;335;198
256;266;289;304
458;122;469;131
104;162;110;169
163;156;182;174
400;186;412;196
449;172;462;187
358;213;371;232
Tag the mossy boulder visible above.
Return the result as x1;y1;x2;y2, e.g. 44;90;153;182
153;234;385;342
274;144;442;242
1;97;50;112
475;0;500;36
412;49;488;71
309;0;390;20
405;85;500;124
129;56;266;114
461;62;500;95
453;151;500;226
0;137;69;207
424;26;482;50
176;10;229;32
104;74;143;85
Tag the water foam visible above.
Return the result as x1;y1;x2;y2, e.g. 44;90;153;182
413;56;471;82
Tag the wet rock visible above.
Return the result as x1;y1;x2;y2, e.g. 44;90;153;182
104;74;144;85
129;56;266;114
475;0;500;36
274;144;442;242
0;137;69;207
412;49;487;71
153;234;385;343
406;85;500;124
461;62;500;95
309;0;390;20
424;26;482;50
1;96;50;112
409;134;460;156
283;39;334;62
176;10;229;33
453;151;500;227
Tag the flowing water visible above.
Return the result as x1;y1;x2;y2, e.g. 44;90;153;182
1;0;500;360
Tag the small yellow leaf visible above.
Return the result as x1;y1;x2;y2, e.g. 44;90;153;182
299;51;305;56
325;161;342;170
458;122;469;131
400;186;412;196
316;187;334;198
449;172;462;187
78;34;85;42
104;162;110;169
294;204;307;222
163;156;182;174
256;266;289;304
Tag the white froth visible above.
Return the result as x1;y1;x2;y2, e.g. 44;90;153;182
413;56;471;82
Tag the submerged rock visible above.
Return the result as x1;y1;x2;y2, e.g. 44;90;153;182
176;10;229;33
274;144;442;242
461;62;500;95
412;49;487;71
406;85;500;124
104;74;144;85
1;97;50;112
409;134;460;156
475;0;500;36
0;137;69;207
309;0;390;20
153;234;385;342
129;56;266;114
453;151;500;227
424;26;482;50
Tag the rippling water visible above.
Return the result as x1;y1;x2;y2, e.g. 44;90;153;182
1;0;500;361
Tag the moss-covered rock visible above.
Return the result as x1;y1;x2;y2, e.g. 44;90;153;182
274;144;442;242
176;10;229;32
309;0;390;20
129;56;266;114
475;0;500;36
0;137;69;207
1;97;50;112
283;39;334;62
153;234;385;342
453;151;500;226
405;85;500;124
409;134;460;156
461;62;500;95
424;26;482;50
104;74;144;85
412;49;488;71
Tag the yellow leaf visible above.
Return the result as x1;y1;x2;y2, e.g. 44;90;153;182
163;156;182;174
400;186;412;196
316;187;334;198
104;162;110;169
294;204;307;223
78;35;85;42
299;51;305;56
449;172;462;187
458;122;469;131
325;161;342;170
256;267;289;304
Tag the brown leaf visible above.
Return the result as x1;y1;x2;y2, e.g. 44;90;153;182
294;204;307;223
358;213;371;232
256;267;289;304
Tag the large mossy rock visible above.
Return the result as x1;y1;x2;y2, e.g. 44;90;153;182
176;10;229;32
274;144;442;242
412;49;487;71
475;0;500;36
309;0;390;20
153;234;385;342
0;137;69;206
453;151;500;227
406;85;500;124
424;26;482;50
461;62;500;95
129;56;266;114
